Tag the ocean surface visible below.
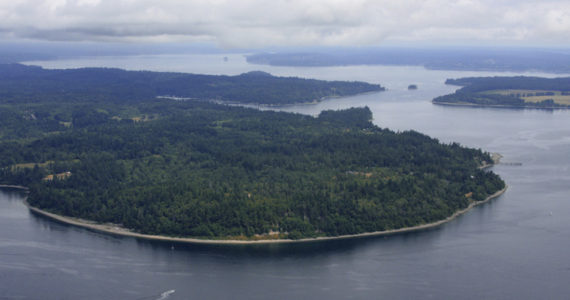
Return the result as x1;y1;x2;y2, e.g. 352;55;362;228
1;54;569;299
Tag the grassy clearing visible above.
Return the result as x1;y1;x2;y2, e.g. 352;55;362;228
11;161;54;170
131;114;157;122
111;114;158;122
482;89;552;95
10;159;80;171
482;89;570;106
522;95;570;105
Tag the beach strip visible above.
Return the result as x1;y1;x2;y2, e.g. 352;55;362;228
21;186;507;245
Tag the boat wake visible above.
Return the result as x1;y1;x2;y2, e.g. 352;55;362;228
156;289;175;300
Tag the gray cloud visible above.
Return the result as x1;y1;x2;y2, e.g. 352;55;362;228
0;0;568;47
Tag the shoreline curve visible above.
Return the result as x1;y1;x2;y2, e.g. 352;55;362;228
432;101;568;110
14;186;507;245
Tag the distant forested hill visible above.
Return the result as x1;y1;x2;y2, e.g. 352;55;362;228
433;76;570;108
0;64;383;105
247;48;570;73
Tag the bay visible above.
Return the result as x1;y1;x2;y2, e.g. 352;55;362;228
1;55;569;299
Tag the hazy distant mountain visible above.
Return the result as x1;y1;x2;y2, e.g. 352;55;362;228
247;48;570;73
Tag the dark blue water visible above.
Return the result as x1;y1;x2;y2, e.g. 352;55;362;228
2;56;570;299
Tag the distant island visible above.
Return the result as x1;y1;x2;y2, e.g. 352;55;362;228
408;84;418;90
0;64;505;242
433;76;570;108
246;48;570;73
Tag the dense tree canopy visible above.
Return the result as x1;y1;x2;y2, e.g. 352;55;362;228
1;102;504;239
0;65;504;240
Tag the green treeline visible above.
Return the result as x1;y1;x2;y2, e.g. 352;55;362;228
433;76;570;108
445;77;570;92
0;64;383;105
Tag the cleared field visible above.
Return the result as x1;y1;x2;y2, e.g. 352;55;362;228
10;159;80;171
483;89;570;106
11;161;54;170
112;114;157;122
524;96;570;105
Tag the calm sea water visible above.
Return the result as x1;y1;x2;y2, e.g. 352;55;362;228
1;55;569;299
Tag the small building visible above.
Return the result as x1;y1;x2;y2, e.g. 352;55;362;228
43;171;72;181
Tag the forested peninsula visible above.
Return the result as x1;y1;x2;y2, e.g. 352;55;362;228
433;76;570;108
0;64;383;105
0;64;505;241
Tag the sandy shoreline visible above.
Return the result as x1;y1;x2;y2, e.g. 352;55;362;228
17;186;507;245
159;90;385;108
479;153;502;169
0;184;30;190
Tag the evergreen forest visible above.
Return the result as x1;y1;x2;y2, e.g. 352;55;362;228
0;64;505;240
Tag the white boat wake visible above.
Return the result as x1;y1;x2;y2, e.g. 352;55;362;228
155;289;175;300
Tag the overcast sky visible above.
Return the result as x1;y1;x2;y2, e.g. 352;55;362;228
1;0;568;48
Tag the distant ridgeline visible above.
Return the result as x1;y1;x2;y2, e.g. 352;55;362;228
0;64;504;240
433;76;570;108
0;64;383;105
247;48;570;73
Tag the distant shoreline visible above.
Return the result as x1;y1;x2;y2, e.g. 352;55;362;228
0;184;29;190
160;89;385;108
433;101;568;110
10;185;507;245
480;153;502;169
